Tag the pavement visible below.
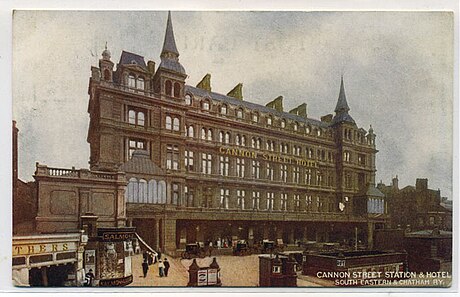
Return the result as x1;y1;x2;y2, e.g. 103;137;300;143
128;253;320;287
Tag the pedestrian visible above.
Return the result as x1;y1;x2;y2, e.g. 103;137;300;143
147;252;153;265
158;260;165;277
163;258;170;277
142;259;149;278
84;269;95;287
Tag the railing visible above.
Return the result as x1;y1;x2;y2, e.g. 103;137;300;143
99;80;156;98
35;163;123;181
46;167;79;177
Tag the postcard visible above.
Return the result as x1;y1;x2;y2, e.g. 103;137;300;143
10;10;454;289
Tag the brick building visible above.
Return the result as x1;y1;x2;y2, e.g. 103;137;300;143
377;176;452;231
86;12;388;256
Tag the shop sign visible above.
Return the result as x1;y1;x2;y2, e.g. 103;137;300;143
99;275;133;287
197;269;208;286
13;242;76;256
100;232;135;242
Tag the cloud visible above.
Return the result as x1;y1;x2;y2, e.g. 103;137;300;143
13;11;453;198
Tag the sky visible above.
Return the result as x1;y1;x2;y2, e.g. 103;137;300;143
12;11;454;199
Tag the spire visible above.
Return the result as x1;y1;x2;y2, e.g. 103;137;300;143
161;11;179;57
334;76;350;113
157;11;186;75
332;76;355;125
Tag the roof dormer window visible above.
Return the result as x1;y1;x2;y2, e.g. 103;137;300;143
281;119;286;128
202;100;210;111
185;94;192;105
236;108;244;119
220;104;227;115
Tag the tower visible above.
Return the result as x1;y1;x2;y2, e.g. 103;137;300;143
99;43;114;82
153;12;187;100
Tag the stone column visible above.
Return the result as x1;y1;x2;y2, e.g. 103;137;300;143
367;221;374;249
153;219;160;250
163;219;177;255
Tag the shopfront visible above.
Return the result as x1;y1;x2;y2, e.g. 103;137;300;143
83;227;136;287
12;233;86;286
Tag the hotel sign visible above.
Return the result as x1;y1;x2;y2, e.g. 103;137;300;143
219;146;319;168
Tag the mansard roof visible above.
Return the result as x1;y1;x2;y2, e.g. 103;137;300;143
118;50;147;69
185;85;329;128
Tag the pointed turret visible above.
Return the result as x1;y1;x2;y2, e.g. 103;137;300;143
332;76;355;125
154;11;186;96
157;11;186;75
161;11;179;57
335;76;350;113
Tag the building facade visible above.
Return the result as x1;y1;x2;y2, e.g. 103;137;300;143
87;12;388;256
377;176;452;231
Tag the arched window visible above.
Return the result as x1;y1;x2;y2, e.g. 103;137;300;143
128;74;136;88
127;178;138;202
165;116;172;130
185;94;192;105
281;120;286;128
207;129;213;141
158;181;167;204
187;125;194;138
174;82;181;97
128;110;136;124
235;134;240;146
241;135;246;146
137;112;145;126
201;128;207;140
267;116;272;126
293;122;298;131
165;80;172;96
225;132;230;144
236;108;243;119
306;125;311;134
173;117;180;131
219;131;224;143
104;69;111;81
148;180;157;203
139;179;147;203
137;77;145;90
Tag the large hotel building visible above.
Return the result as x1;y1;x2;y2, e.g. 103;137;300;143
87;12;387;255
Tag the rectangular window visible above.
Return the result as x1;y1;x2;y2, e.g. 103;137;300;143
294;194;300;211
237;190;245;210
201;153;212;174
252;191;260;210
128;138;145;159
219;156;229;176
266;163;274;181
185;150;194;171
306;195;312;212
172;183;179;205
184;186;194;207
280;193;288;211
280;164;287;182
252;160;260;179
166;145;179;170
220;188;230;209
305;169;312;185
293;166;300;184
236;158;245;177
267;192;274;210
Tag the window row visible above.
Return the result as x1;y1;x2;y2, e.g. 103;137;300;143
184;93;330;136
